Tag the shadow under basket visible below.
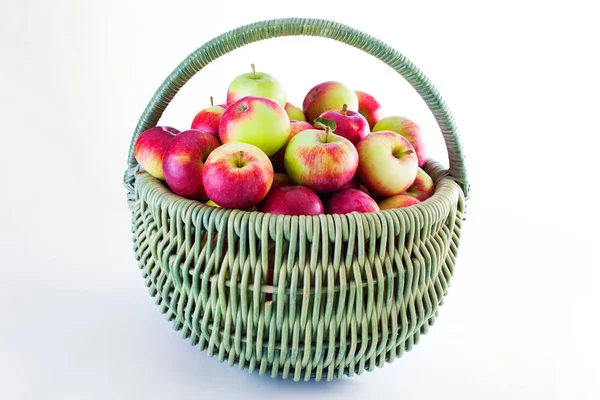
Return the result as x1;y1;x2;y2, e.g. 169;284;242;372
123;18;469;382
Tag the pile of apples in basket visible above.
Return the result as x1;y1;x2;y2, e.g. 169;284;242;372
134;65;435;215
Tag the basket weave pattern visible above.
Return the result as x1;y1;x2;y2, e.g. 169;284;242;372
124;18;468;381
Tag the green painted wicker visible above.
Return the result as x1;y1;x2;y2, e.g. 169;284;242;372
123;18;468;381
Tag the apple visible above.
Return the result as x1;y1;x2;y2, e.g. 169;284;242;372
206;200;221;207
373;116;427;167
356;131;418;196
355;90;384;129
403;168;435;201
302;81;359;124
319;104;370;145
284;102;306;121
219;96;290;157
133;126;180;180
190;97;225;139
338;174;360;190
259;185;324;216
326;188;380;214
226;64;286;107
202;142;274;209
378;194;420;210
162;130;220;201
284;127;358;193
270;120;313;172
271;173;293;189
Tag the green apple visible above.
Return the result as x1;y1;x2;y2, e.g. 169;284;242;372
373;116;427;166
284;102;306;121
226;64;286;107
356;131;419;196
284;127;358;193
219;96;290;157
302;81;358;124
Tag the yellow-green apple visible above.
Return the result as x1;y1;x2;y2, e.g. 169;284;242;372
271;173;293;189
133;126;180;180
226;64;286;107
191;97;225;139
326;188;380;214
356;131;418;196
259;185;324;216
373;116;427;167
219;96;290;157
378;194;420;210
302;81;358;124
202;142;274;209
284;127;358;193
403;168;435;201
284;102;306;121
270;120;313;172
206;200;221;207
355;90;384;129
162;130;220;201
319;104;369;145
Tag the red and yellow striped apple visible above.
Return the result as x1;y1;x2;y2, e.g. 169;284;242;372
219;96;290;157
319;104;370;145
284;128;358;193
133;126;180;180
259;185;324;216
403;168;435;201
357;131;418;196
378;194;420;210
302;81;358;124
270;120;313;172
162;130;220;201
356;90;384;129
326;189;380;214
373;116;427;167
190;97;225;139
284;102;306;121
202;142;274;209
226;64;286;107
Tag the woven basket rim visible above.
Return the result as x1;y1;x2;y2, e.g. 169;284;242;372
133;159;461;223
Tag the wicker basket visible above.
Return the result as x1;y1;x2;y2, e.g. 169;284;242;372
123;18;469;381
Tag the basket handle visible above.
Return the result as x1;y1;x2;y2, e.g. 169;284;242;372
124;18;469;198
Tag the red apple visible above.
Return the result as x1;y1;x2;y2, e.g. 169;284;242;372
259;185;324;216
378;194;420;210
302;81;358;124
403;168;435;201
356;131;419;196
373;116;427;167
338;174;360;190
162;130;220;201
319;104;370;145
133;126;180;180
271;173;293;189
355;90;384;129
326;188;380;214
284;128;358;193
219;96;290;157
202;142;274;209
270;120;313;172
284;102;306;121
190;97;225;139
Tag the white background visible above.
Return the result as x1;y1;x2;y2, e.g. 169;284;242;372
1;0;598;399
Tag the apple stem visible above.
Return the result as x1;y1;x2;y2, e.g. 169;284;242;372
342;104;348;116
395;149;415;158
237;151;245;167
251;63;256;79
210;96;214;107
